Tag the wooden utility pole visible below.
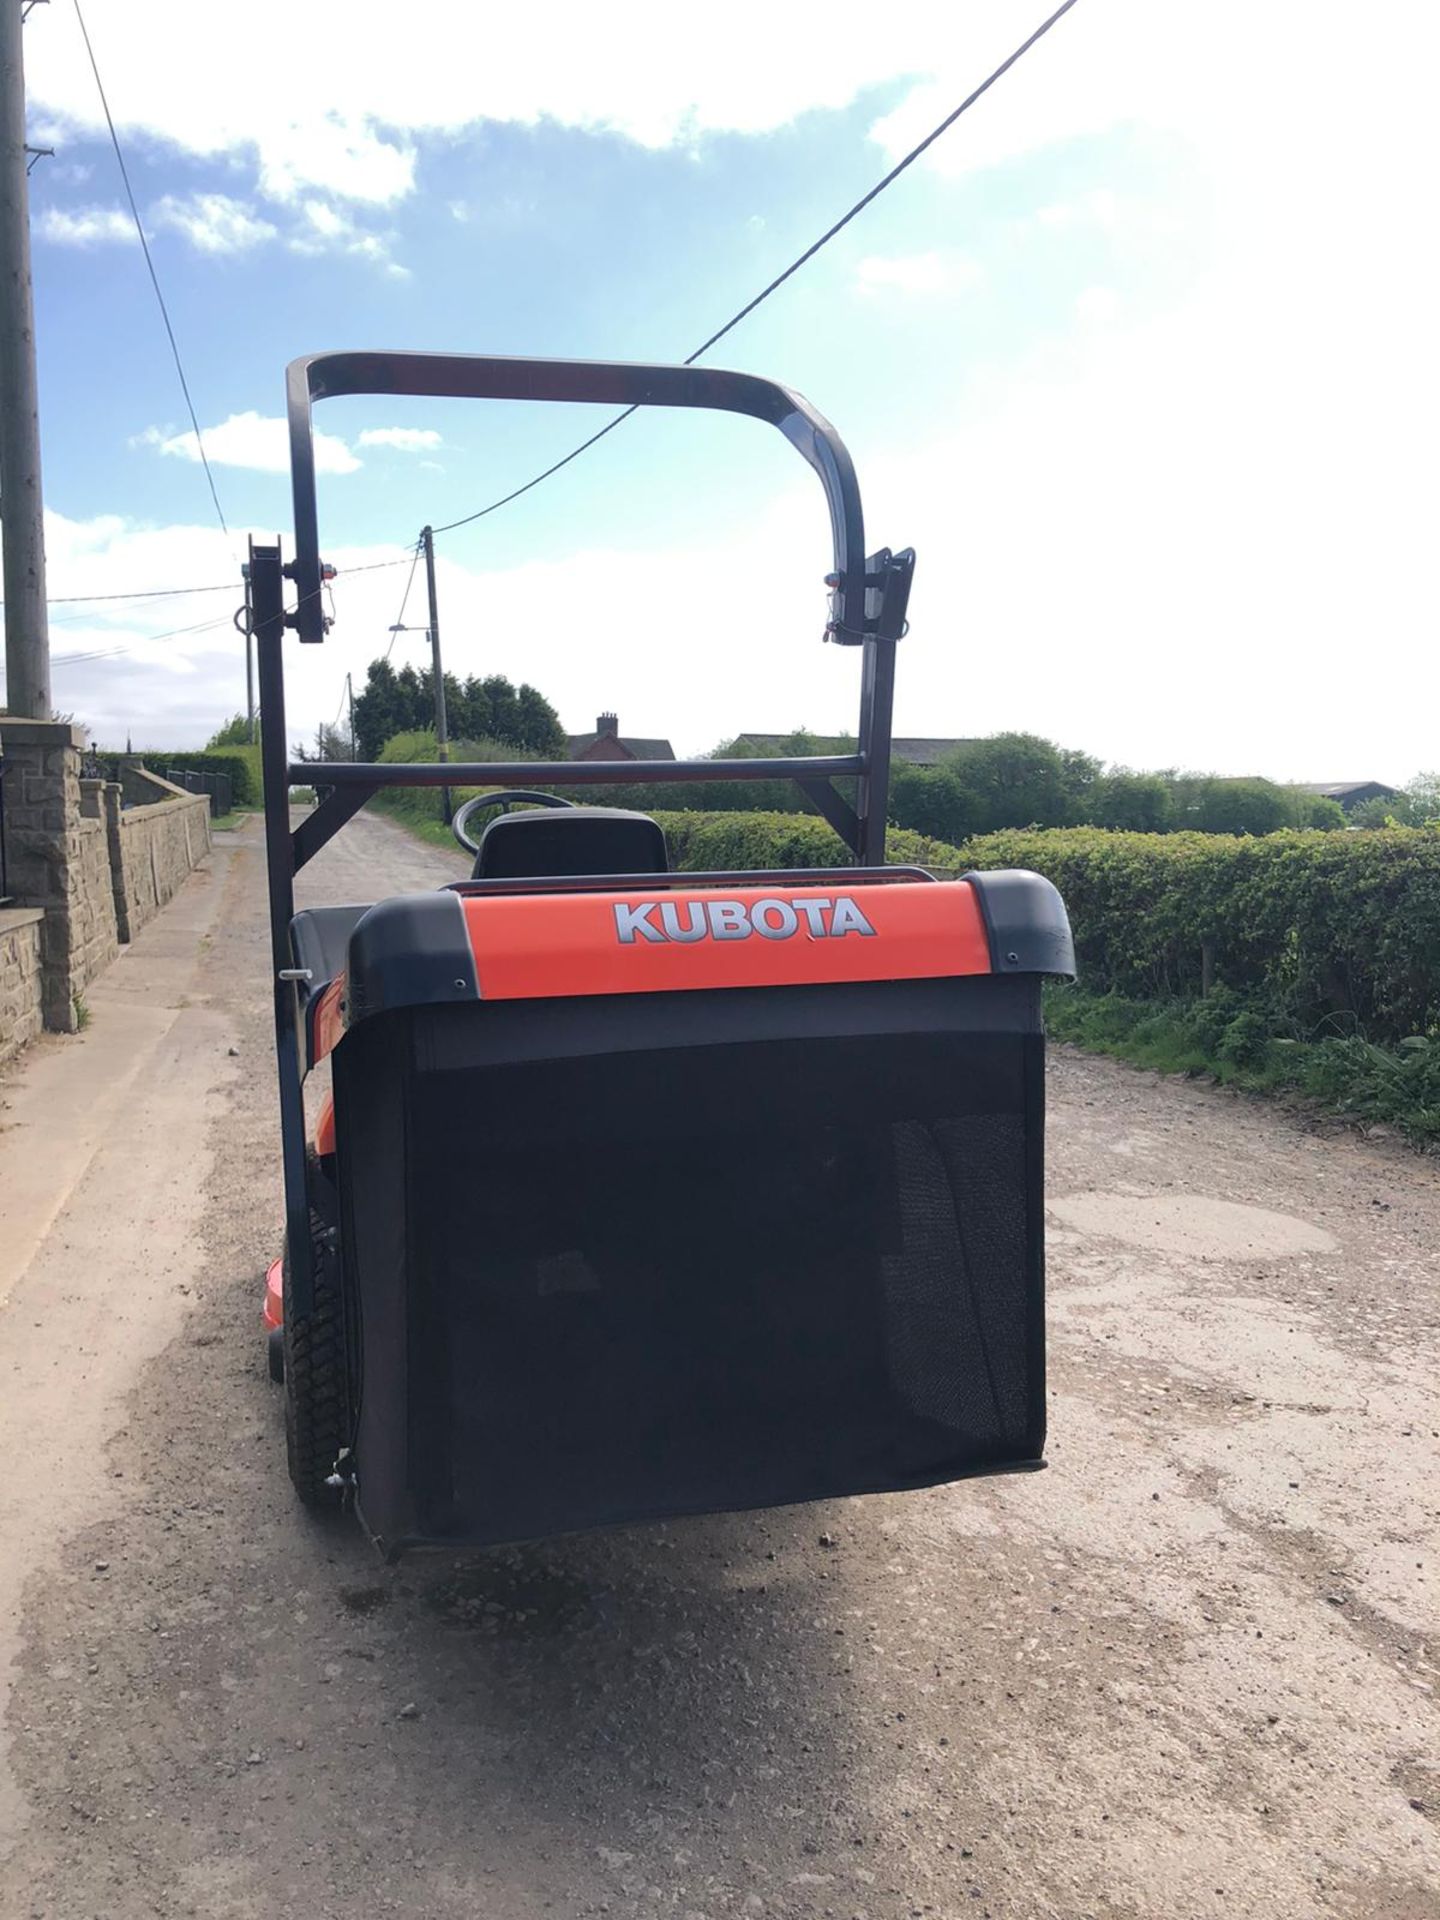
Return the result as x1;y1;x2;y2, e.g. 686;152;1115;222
345;670;355;759
0;0;50;718
419;524;451;822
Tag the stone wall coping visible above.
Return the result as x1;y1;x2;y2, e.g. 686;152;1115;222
0;718;86;749
119;791;210;825
0;906;46;934
127;768;191;801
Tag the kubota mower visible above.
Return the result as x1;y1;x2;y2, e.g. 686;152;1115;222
257;351;1074;1557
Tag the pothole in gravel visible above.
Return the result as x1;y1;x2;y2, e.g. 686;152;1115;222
423;1552;597;1638
1048;1192;1339;1259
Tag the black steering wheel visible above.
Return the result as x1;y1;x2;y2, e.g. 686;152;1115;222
451;788;575;856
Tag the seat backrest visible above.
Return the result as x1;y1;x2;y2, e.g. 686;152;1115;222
474;807;668;880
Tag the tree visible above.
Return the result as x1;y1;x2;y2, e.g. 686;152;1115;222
1088;769;1174;832
352;659;411;761
207;713;255;748
945;733;1077;833
513;682;567;758
1189;777;1293;836
1286;792;1346;831
1058;746;1102;817
1351;774;1440;830
351;655;566;762
889;762;978;844
293;723;352;763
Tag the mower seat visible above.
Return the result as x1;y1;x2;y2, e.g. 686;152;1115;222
473;807;668;881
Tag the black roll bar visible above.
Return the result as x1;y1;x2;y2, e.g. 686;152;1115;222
286;351;870;647
281;350;914;867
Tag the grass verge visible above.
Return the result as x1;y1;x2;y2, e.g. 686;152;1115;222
1045;984;1440;1148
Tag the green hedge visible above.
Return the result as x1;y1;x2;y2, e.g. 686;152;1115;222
366;731;518;834
651;810;964;874
955;825;1440;1044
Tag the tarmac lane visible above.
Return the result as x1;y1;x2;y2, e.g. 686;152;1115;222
0;809;1435;1919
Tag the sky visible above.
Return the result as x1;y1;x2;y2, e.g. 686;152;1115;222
4;0;1436;779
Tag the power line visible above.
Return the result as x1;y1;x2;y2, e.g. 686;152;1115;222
24;580;235;606
382;543;422;660
71;0;230;541
429;0;1081;538
0;553;412;618
50;610;236;668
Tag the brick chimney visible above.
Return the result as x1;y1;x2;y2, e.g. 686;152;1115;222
597;711;618;738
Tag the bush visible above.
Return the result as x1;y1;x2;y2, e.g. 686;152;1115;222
650;810;964;874
957;824;1440;1044
365;730;519;834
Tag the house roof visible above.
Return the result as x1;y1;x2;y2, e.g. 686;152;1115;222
566;730;676;761
1297;780;1398;800
736;732;977;767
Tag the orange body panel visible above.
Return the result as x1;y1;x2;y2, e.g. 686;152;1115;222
312;977;346;1063
314;1090;336;1159
263;1256;284;1332
460;880;991;1002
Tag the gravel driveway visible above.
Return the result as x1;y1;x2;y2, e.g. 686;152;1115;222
1;811;1435;1920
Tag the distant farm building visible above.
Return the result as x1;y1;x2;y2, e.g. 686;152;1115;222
1298;781;1398;813
566;713;675;762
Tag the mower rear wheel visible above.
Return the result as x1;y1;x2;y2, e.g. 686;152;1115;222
282;1185;350;1509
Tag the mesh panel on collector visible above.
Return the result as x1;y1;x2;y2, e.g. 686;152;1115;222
336;977;1046;1553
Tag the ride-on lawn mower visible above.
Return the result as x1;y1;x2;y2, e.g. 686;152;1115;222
257;351;1074;1557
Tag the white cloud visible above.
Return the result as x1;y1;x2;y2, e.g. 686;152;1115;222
1073;284;1119;327
1032;189;1122;231
150;192;277;254
35;204;134;246
18;0;1191;212
356;428;444;452
854;250;983;297
139;411;361;476
257;114;414;206
287;199;405;275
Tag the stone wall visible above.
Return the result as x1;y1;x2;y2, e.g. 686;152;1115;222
0;721;118;1031
75;780;122;999
0;908;44;1068
106;773;212;942
0;720;211;1057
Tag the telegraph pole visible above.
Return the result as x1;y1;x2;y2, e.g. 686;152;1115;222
0;0;51;718
419;524;451;822
345;671;355;759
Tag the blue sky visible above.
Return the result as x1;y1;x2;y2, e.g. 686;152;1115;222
8;0;1437;778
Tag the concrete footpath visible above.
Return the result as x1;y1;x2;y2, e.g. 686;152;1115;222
0;837;238;1855
0;812;1436;1920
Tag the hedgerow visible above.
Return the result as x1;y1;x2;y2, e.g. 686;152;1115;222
652;810;965;875
956;825;1440;1045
